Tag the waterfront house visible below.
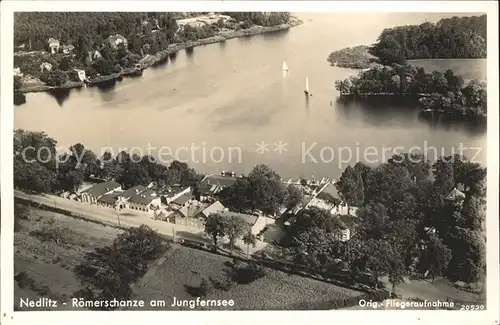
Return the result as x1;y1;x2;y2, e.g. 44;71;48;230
48;38;60;54
62;44;75;54
445;187;466;208
170;192;194;209
176;13;233;32
87;50;102;63
15;43;26;51
40;62;53;73
73;69;86;82
128;189;161;212
80;180;122;204
445;187;466;202
14;67;23;77
106;34;128;50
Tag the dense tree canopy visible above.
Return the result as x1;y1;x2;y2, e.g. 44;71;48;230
219;164;285;215
283;149;486;289
369;15;486;65
74;225;167;309
335;64;487;121
13;129;202;194
335;165;364;211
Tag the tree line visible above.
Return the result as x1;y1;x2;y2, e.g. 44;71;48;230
13;129;200;194
286;153;486;293
369;15;486;65
335;64;487;120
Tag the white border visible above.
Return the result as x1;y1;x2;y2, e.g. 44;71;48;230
1;1;498;325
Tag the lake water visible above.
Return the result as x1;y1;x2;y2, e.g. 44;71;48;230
15;13;487;179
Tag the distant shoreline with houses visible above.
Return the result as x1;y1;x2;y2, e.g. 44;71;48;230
14;15;303;95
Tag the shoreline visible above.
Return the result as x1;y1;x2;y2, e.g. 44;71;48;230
17;18;303;95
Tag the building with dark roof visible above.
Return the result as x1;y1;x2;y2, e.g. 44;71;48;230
97;192;121;208
81;180;122;204
170;193;194;209
120;185;147;200
199;173;238;200
219;210;270;235
128;189;161;212
445;187;466;202
197;201;226;219
159;187;192;204
318;183;342;201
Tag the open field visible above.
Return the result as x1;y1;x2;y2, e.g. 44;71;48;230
130;244;364;310
13;204;123;311
12;202;483;311
13;203;362;311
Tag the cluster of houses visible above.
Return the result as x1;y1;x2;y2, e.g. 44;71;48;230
67;170;361;241
64;172;274;236
14;33;130;84
15;13;238;84
61;168;468;245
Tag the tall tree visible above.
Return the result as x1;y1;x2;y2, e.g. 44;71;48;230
336;165;364;213
419;235;452;283
284;184;303;210
388;153;431;182
293;227;342;271
14;129;59;193
356;202;390;241
445;226;485;283
223;216;247;255
459;196;484;231
293;207;344;236
204;213;227;251
364;163;414;207
220;164;285;215
242;231;257;259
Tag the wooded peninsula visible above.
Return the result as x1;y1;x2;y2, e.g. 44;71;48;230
329;15;487;122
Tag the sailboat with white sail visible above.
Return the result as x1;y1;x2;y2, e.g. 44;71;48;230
304;77;311;96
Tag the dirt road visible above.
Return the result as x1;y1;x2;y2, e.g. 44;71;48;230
14;190;268;254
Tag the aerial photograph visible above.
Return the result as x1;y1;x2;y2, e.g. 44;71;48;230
11;11;487;311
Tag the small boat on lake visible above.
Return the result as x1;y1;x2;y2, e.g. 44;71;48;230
304;77;312;96
282;61;288;71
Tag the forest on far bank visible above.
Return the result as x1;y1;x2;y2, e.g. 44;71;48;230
368;15;487;65
13;12;291;86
